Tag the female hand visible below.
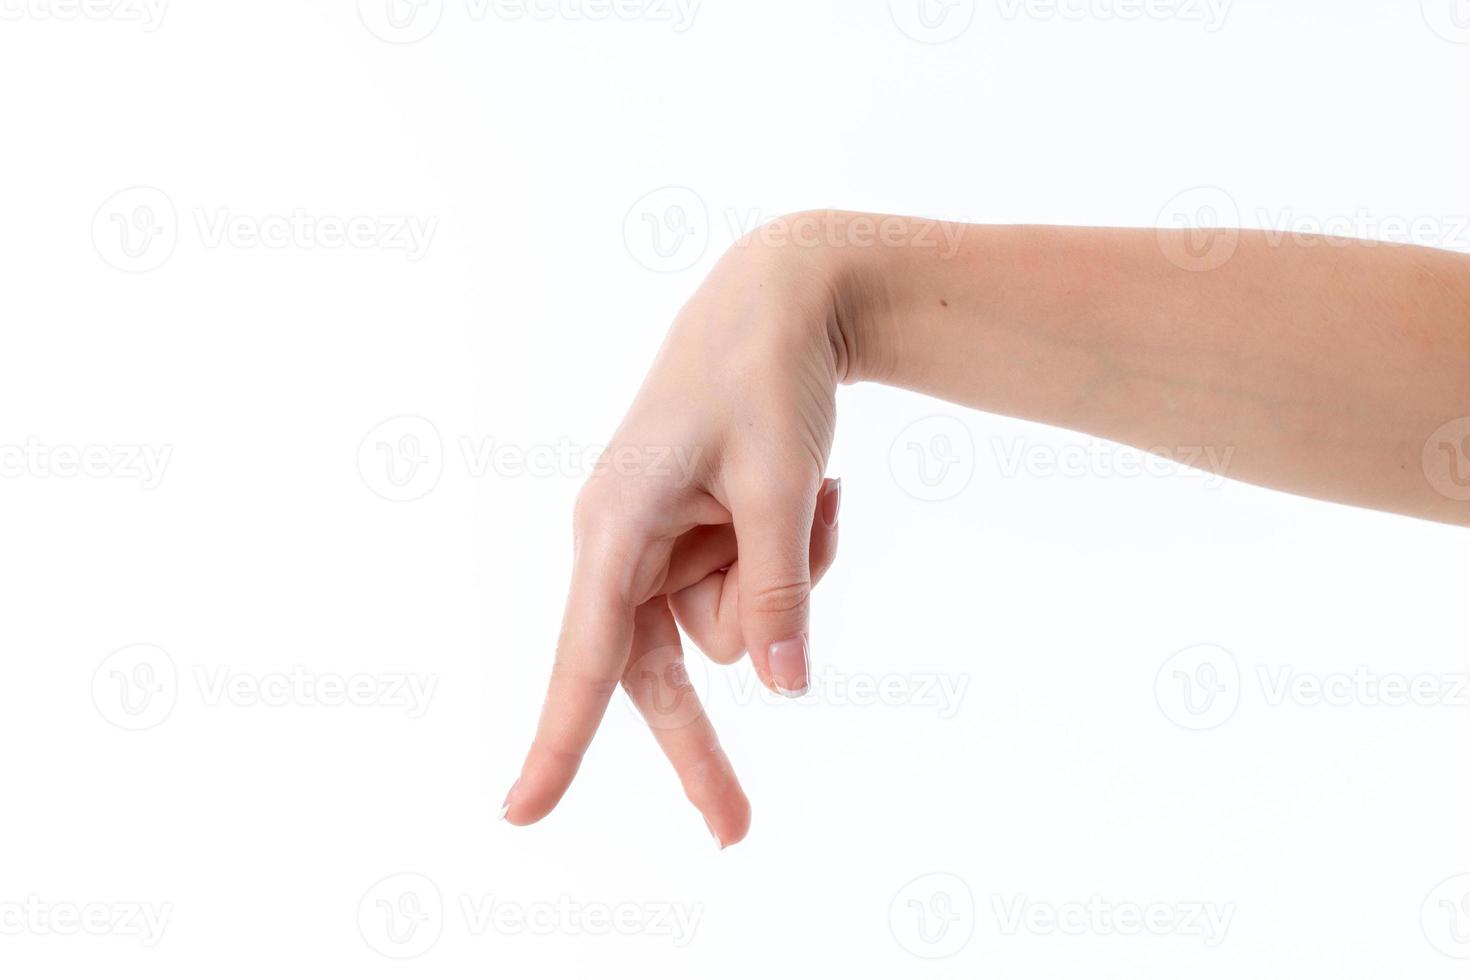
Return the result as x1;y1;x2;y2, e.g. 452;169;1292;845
502;207;1470;848
502;224;854;847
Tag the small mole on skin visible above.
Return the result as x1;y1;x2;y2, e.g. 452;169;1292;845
939;298;949;308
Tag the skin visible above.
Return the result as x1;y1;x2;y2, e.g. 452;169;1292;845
503;210;1470;847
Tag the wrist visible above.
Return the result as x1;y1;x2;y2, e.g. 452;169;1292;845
735;210;904;387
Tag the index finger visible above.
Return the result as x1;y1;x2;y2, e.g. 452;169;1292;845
502;541;637;826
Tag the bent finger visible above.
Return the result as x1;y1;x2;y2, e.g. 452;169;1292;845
671;478;841;668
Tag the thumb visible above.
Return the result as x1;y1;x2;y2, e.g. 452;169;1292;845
731;482;819;697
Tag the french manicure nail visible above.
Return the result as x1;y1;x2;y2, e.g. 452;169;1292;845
768;635;810;698
499;780;518;822
820;478;842;529
704;817;725;850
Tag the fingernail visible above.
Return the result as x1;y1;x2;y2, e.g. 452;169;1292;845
499;780;518;822
704;817;726;850
820;478;842;529
768;635;810;698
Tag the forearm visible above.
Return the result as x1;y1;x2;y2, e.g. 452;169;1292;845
812;214;1470;526
511;210;1470;843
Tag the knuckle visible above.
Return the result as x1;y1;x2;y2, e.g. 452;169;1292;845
529;735;587;768
572;471;664;545
731;475;808;512
747;578;811;617
549;657;620;700
570;480;630;554
571;479;607;536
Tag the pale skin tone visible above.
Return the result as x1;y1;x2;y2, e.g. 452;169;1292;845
502;211;1470;847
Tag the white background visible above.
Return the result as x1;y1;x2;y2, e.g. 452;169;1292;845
3;0;1470;976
